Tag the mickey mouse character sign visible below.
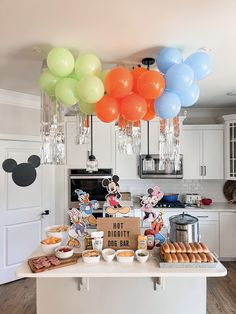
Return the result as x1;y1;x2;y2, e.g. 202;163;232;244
102;175;130;215
2;155;40;187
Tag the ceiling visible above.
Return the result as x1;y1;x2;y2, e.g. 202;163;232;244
1;0;236;109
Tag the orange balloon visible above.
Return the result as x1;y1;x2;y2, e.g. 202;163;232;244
96;95;119;123
131;67;147;93
137;70;165;99
120;93;147;122
142;99;156;121
105;67;133;99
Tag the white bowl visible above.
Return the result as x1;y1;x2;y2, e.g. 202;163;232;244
41;239;62;254
135;249;149;263
116;250;134;263
45;225;69;240
55;246;74;259
82;250;100;264
102;249;115;262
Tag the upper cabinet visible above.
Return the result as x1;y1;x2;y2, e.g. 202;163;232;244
222;114;236;180
65;117;115;169
182;125;224;180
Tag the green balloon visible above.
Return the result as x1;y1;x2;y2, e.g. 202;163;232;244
75;53;102;80
77;75;104;104
79;101;96;115
39;69;60;96
47;48;75;77
55;78;78;106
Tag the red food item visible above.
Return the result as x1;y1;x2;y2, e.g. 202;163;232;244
59;247;71;253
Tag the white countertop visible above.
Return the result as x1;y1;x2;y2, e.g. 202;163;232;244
16;247;227;279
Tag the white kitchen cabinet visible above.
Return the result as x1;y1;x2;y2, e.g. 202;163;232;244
222;114;236;180
219;212;236;258
182;125;224;180
65;117;115;169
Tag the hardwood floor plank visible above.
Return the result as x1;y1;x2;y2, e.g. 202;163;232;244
0;262;235;314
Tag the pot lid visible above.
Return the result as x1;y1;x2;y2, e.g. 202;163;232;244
169;212;198;225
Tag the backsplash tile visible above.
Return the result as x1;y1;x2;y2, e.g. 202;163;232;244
120;179;226;202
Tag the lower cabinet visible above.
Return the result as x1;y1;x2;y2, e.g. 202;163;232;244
219;212;236;258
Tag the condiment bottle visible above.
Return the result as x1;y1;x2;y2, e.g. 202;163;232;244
138;235;147;250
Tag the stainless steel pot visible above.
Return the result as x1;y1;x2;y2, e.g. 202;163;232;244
169;212;199;243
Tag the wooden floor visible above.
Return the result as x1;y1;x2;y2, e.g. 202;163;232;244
0;262;235;314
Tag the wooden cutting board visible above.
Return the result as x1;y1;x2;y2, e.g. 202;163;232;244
28;253;82;273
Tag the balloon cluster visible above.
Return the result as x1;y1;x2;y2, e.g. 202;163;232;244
155;48;212;119
39;47;212;122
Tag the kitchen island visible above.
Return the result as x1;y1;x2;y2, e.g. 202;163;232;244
16;248;227;314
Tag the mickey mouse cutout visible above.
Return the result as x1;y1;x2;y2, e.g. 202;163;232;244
2;155;40;187
102;175;130;215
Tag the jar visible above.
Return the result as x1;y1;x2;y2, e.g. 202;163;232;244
138;235;147;250
147;235;155;250
84;235;93;250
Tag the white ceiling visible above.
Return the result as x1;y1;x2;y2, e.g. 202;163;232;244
1;0;236;109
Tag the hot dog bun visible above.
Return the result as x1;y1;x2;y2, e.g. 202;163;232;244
171;253;178;263
188;253;196;263
164;253;172;263
194;253;202;263
168;242;176;254
162;243;170;254
199;242;209;253
193;242;203;253
178;242;186;253
205;253;214;263
184;243;192;253
189;243;198;254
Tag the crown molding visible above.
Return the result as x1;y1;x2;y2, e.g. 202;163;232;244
0;89;40;110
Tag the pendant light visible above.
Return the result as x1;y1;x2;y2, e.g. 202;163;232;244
143;120;155;172
86;115;98;172
141;57;155;172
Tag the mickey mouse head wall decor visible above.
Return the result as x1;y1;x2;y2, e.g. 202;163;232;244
102;175;131;215
2;155;41;187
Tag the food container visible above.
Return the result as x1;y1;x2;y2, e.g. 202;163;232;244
41;237;62;254
45;225;69;240
102;248;116;262
201;198;212;206
138;235;147;250
169;212;199;243
135;249;149;263
116;250;134;263
162;194;179;203
147;235;155;250
82;249;100;263
55;246;74;259
84;235;93;250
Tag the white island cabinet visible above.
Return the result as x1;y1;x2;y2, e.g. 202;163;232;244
16;247;226;314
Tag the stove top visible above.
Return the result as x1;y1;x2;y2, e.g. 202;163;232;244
154;200;186;208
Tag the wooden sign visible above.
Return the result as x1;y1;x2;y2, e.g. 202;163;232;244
97;217;140;250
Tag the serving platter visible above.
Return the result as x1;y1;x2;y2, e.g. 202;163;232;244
159;253;219;268
28;253;82;273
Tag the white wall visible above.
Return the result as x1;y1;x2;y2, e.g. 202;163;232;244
0;103;40;136
120;179;226;203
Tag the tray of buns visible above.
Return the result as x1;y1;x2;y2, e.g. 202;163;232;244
159;242;218;268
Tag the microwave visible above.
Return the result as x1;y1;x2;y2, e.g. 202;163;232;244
139;154;183;179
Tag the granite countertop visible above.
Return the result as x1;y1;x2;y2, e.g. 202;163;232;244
133;201;236;212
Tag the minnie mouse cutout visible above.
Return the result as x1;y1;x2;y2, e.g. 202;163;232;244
102;175;130;215
140;186;164;223
140;186;165;246
2;155;40;187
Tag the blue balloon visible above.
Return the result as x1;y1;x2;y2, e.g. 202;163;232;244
156;48;182;74
154;91;181;119
185;52;212;80
177;83;200;107
165;63;194;93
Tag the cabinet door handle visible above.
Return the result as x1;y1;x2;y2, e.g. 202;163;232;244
197;215;209;218
200;166;203;176
204;166;206;176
